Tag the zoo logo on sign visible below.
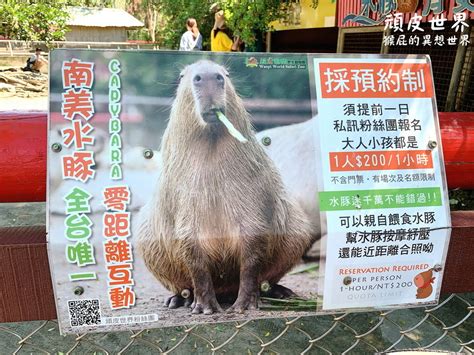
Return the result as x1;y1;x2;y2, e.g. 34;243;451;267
245;57;307;70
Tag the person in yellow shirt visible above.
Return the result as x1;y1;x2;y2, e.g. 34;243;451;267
210;10;240;52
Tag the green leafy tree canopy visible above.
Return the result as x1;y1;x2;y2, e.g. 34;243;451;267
129;0;286;51
0;0;115;42
221;0;284;50
0;0;70;42
156;0;215;49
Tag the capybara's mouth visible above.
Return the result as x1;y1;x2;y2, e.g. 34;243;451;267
202;109;222;124
202;109;248;143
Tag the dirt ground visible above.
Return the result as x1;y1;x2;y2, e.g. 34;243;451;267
0;64;48;111
0;96;47;111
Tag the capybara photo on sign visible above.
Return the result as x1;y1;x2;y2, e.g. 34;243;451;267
135;60;315;314
48;50;323;333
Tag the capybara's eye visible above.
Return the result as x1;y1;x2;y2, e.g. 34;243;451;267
216;74;224;83
193;75;202;83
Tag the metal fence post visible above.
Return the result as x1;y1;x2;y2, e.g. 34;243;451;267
445;35;468;112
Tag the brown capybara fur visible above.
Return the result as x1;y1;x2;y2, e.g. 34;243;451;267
136;60;313;314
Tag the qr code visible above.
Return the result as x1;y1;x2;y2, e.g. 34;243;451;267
68;299;101;327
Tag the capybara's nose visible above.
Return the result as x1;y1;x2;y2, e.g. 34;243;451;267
193;72;225;90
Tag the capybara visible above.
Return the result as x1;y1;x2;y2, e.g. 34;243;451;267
414;268;435;299
256;119;325;240
136;60;313;314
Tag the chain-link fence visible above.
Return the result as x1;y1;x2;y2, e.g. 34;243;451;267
1;292;473;354
339;22;473;113
387;21;462;112
341;30;385;54
455;26;473;112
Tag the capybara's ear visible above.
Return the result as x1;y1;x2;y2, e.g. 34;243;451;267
179;66;189;81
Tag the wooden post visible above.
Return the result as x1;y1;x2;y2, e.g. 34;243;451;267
336;27;345;53
0;226;57;322
266;31;272;52
381;27;391;54
7;40;13;56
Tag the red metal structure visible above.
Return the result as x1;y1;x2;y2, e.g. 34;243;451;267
0;112;47;203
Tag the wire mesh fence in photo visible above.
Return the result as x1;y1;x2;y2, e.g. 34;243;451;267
0;293;473;354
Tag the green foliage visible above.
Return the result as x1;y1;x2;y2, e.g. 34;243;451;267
220;0;284;50
0;0;70;42
152;0;216;50
67;0;114;6
127;28;153;41
449;189;474;210
0;0;116;42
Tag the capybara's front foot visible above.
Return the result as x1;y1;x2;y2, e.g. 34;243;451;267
164;293;193;309
228;290;259;313
261;284;296;299
191;293;223;315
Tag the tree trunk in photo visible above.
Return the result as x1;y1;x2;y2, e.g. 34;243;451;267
145;3;157;43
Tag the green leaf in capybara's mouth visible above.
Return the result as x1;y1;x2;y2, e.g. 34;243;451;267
215;110;248;143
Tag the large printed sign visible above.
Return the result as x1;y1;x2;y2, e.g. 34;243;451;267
48;50;451;334
311;56;451;311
